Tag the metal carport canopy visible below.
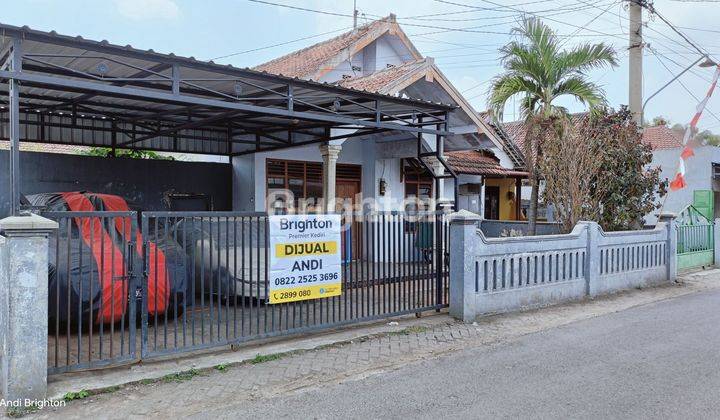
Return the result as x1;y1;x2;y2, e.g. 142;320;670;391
0;22;454;214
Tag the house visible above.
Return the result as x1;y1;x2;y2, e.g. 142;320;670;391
643;124;720;224
237;15;526;218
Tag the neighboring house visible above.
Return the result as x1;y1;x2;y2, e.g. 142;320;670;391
643;124;720;224
445;149;527;220
490;114;720;224
242;15;525;218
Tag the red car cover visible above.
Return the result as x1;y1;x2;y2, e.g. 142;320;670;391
29;192;188;325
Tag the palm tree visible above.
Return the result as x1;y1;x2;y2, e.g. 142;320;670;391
489;18;617;235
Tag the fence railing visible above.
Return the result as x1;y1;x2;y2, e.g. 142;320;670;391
676;205;714;270
139;211;449;358
450;212;676;322
42;210;450;374
43;211;138;375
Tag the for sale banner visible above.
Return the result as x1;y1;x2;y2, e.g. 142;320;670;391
268;214;342;304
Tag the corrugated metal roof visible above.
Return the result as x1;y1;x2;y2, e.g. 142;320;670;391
0;22;454;156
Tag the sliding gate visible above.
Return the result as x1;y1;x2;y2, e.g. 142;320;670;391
677;205;715;270
47;210;449;373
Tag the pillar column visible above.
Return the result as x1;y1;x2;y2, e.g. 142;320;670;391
0;214;57;402
449;210;481;322
658;212;678;282
319;144;342;213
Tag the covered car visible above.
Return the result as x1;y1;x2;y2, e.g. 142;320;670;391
28;192;191;325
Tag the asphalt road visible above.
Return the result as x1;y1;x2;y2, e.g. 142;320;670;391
221;288;720;419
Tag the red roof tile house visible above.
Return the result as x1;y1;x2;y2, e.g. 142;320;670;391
237;15;527;219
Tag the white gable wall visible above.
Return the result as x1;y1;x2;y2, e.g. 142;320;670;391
318;50;365;83
318;33;414;83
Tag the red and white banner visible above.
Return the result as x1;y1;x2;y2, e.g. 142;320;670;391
670;64;720;191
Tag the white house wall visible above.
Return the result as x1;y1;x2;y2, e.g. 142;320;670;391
646;145;720;224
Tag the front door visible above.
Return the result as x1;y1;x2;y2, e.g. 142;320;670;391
336;180;361;261
484;186;500;220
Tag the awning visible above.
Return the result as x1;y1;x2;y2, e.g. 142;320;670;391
0;22;454;157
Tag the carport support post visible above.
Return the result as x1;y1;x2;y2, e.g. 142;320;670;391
320;144;342;213
449;210;480;322
0;214;57;402
8;38;22;216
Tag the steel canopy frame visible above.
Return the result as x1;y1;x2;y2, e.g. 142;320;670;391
0;23;454;215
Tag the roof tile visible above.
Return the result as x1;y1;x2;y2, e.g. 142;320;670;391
253;18;390;79
445;150;528;177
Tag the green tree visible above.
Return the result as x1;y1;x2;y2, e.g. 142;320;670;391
84;147;174;160
589;108;665;230
488;18;617;234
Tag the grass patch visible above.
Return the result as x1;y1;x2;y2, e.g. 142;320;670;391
161;368;200;383
389;325;429;336
6;403;42;418
63;390;90;401
215;363;229;372
250;353;283;364
94;385;121;395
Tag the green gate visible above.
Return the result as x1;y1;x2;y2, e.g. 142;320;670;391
677;205;715;270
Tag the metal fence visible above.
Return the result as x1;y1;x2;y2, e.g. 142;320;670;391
44;211;138;375
676;205;714;270
44;210;449;374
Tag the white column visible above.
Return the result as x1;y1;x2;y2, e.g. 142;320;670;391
319;144;342;213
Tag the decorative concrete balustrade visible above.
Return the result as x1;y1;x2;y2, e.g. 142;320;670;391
450;211;678;322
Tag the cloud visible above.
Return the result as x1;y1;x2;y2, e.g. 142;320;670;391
114;0;180;20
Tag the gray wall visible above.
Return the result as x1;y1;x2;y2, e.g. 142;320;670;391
450;214;676;322
479;219;562;237
0;150;232;216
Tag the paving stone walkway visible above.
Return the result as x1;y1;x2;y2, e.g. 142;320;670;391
25;271;720;419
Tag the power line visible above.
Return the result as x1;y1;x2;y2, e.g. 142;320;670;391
643;2;710;58
432;0;629;40
210;26;353;61
648;46;720;127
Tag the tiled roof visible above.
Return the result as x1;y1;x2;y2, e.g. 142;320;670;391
499;115;684;154
253;17;393;79
336;59;429;94
500;113;588;153
0;141;89;154
641;125;683;150
445;149;528;177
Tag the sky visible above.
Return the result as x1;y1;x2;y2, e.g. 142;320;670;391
4;0;720;131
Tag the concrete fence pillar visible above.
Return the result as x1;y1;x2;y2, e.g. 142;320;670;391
449;210;481;323
714;219;720;268
579;221;602;297
658;212;677;282
0;214;57;402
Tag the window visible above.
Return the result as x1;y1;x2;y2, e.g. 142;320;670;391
266;159;322;213
402;159;434;209
265;159;361;213
402;159;434;232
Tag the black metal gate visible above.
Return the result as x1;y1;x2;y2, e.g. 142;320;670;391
46;210;449;373
46;211;138;375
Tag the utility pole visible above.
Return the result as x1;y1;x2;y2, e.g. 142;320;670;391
353;0;358;30
628;0;644;125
